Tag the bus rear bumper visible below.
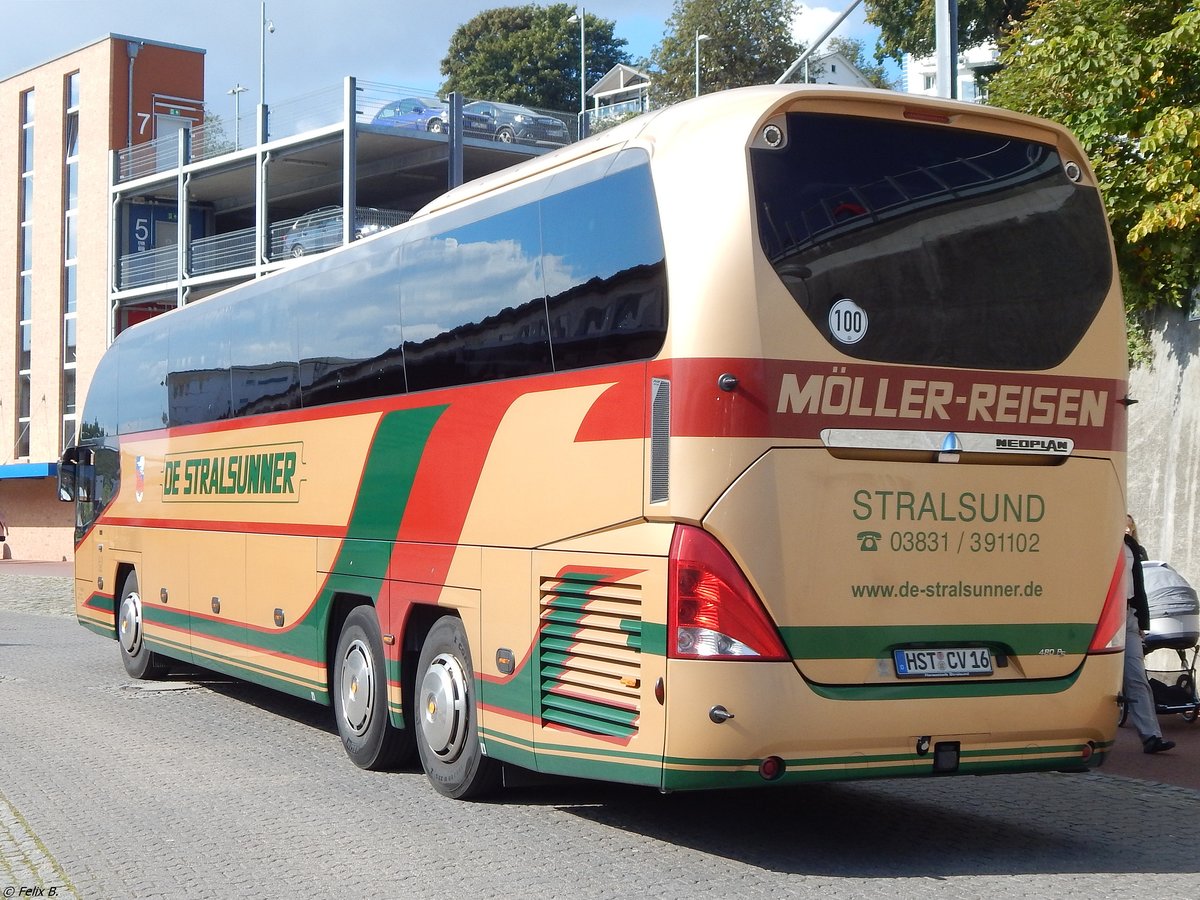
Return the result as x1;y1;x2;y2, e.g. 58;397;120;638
660;653;1122;791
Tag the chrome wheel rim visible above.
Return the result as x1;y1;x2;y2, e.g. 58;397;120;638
118;591;143;655
419;652;468;762
339;639;374;736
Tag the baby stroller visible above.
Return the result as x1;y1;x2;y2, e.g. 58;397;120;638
1129;560;1200;724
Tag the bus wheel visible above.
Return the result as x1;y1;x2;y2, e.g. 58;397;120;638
414;616;500;799
117;571;169;679
333;605;413;770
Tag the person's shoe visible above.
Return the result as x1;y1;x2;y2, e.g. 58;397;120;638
1143;736;1176;754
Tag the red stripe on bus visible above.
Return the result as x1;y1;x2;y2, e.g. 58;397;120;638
382;391;518;589
100;516;346;538
654;358;1127;451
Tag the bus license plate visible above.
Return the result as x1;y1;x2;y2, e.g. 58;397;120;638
893;647;993;678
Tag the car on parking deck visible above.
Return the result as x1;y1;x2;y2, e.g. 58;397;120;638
372;96;448;132
284;207;383;257
462;100;569;146
372;97;495;139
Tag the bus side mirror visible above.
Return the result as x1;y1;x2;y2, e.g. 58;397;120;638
57;462;77;502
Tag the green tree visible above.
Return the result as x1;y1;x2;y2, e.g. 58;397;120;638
649;0;800;106
988;0;1200;323
825;36;896;89
864;0;1032;62
197;110;234;158
440;4;629;114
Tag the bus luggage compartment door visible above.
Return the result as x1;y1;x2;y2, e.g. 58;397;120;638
702;448;1124;688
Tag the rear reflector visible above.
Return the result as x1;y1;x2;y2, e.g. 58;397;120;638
668;525;789;661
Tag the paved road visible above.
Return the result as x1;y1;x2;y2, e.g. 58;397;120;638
2;569;1199;899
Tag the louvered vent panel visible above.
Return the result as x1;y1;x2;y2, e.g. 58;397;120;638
539;572;643;738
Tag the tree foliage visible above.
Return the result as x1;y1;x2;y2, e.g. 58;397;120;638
440;4;629;113
864;0;1032;62
988;0;1200;316
649;0;800;107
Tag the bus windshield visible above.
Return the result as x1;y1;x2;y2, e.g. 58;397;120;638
753;112;1113;370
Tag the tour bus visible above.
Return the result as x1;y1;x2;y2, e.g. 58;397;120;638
59;85;1130;799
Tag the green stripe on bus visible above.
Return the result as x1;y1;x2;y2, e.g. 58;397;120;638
480;730;662;787
151;630;330;699
639;621;666;656
144;406;449;679
480;724;1096;791
805;667;1082;700
335;405;448;556
780;623;1095;659
660;753;1089;790
479;726;664;763
84;592;116;615
80;618;115;639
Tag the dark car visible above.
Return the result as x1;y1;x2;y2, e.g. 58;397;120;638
372;96;496;139
462;101;569;146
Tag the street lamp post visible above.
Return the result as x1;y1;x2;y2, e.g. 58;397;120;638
228;83;248;149
259;1;274;109
567;8;587;138
694;30;711;98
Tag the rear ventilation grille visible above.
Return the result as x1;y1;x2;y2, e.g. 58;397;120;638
538;572;643;739
650;378;670;503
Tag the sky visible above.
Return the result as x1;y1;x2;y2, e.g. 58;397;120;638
3;0;887;116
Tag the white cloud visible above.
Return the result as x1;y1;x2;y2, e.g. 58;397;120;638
793;2;871;49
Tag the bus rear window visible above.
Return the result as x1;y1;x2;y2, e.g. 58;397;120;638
753;113;1112;370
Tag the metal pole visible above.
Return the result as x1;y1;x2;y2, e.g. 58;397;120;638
448;92;464;188
935;0;951;97
125;41;140;148
259;1;267;106
695;31;710;97
579;8;586;137
948;0;959;100
259;3;274;141
228;83;247;150
776;0;864;84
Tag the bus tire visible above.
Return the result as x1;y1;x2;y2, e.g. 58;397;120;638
333;605;413;770
117;571;169;679
414;615;500;799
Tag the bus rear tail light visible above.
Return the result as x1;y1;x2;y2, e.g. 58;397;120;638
1088;550;1128;654
668;525;790;661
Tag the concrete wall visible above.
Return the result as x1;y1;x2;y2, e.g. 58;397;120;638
1127;304;1200;587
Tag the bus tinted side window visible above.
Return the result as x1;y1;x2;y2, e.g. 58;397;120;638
168;301;232;427
231;291;300;417
81;344;119;443
116;322;168;434
401;201;551;392
542;153;667;370
298;251;404;407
